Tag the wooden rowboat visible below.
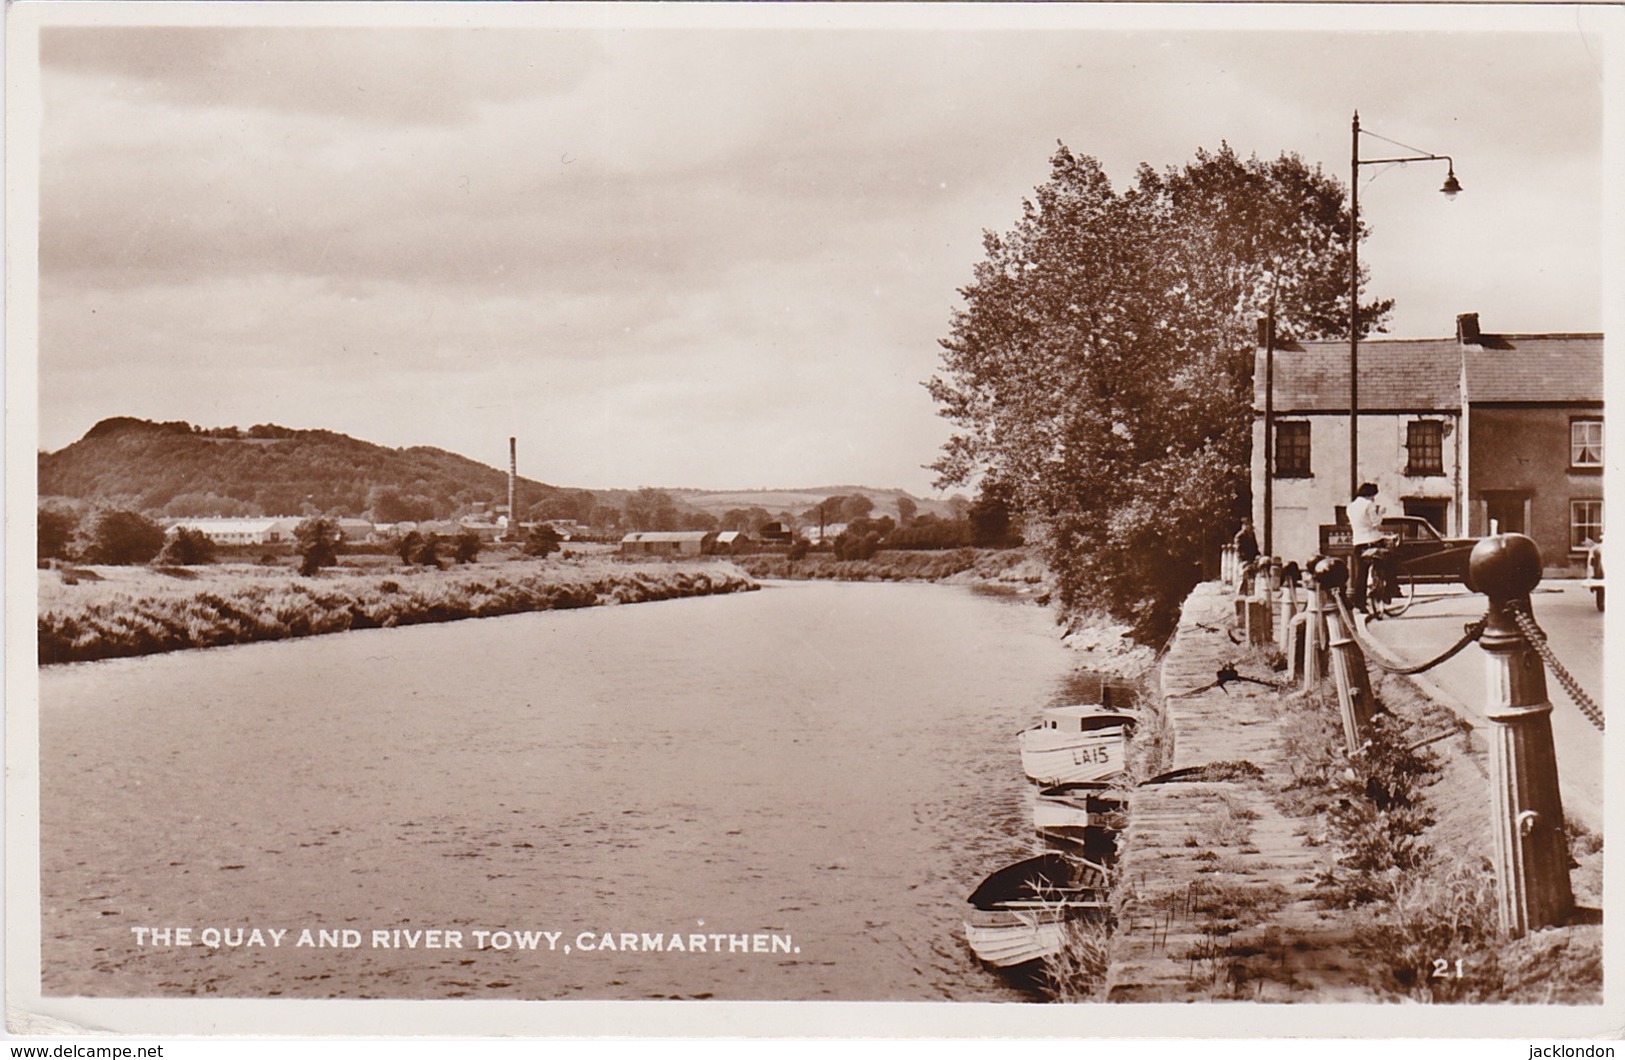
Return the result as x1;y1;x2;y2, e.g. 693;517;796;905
962;853;1108;969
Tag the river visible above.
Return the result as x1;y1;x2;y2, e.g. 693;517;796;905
39;579;1083;1001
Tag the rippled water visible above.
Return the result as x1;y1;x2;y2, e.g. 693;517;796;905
40;579;1079;1001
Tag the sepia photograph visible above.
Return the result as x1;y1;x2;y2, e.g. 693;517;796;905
6;0;1620;1041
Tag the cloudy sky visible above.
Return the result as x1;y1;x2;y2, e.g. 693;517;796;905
28;6;1610;495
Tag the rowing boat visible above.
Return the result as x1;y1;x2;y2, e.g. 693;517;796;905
962;853;1108;969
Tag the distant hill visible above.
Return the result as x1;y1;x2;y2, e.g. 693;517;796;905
669;487;957;522
38;417;559;521
38;417;955;528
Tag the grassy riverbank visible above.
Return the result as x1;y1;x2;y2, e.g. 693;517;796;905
736;547;1048;590
38;558;758;664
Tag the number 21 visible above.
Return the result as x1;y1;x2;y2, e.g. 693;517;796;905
1431;958;1464;979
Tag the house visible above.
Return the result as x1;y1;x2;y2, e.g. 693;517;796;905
756;522;796;550
708;530;749;555
620;531;714;557
1253;314;1602;573
165;516;302;546
334;518;375;542
1458;314;1604;569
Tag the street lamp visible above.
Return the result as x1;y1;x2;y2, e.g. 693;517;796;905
1348;110;1461;498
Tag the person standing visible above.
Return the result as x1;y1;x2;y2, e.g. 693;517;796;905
1234;518;1261;590
1347;482;1386;612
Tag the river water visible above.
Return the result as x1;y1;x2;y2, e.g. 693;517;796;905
40;580;1081;1001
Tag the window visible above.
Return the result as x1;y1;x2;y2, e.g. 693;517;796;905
1274;421;1310;478
1571;419;1604;469
1571;499;1603;552
1405;421;1444;476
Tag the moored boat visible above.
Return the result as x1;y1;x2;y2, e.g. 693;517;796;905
962;853;1108;969
1018;705;1135;785
1032;781;1129;840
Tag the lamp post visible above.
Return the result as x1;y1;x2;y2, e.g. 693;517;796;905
1348;111;1461;498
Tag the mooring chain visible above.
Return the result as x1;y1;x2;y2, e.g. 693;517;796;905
1507;605;1605;732
1332;594;1487;676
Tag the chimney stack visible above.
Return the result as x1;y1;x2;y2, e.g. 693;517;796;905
508;437;517;539
1456;312;1482;345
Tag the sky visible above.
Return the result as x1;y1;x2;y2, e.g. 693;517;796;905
26;5;1612;496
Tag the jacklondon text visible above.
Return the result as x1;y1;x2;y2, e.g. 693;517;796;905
128;926;800;954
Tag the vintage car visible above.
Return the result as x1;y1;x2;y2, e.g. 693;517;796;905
1320;516;1478;584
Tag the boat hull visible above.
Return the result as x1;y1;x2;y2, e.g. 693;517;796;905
1018;728;1128;785
963;853;1109;969
963;906;1070;968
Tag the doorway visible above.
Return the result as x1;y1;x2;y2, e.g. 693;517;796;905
1482;492;1529;536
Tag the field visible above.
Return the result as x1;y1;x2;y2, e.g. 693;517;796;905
38;556;757;664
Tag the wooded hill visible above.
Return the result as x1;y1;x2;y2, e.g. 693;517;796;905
37;418;950;530
38;417;564;521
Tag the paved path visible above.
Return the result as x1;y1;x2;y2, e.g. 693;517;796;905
1361;581;1603;833
1104;584;1379;1002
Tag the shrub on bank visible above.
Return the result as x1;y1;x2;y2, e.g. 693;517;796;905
39;563;758;664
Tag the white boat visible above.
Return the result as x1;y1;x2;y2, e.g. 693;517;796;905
1032;782;1128;841
1018;705;1135;785
963;853;1109;969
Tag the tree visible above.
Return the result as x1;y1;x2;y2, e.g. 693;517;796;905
83;509;165;565
839;493;875;522
38;505;79;562
930;143;1382;639
623;488;680;531
968;481;1020;548
452;529;482;564
680;510;719;532
895;496;918;526
157;526;216;566
294;517;343;576
524;524;562;558
835;516;894;560
395;530;424;564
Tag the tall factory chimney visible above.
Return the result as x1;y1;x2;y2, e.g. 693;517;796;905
508;437;518;540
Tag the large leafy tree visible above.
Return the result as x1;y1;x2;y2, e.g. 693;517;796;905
83;509;165;565
294;517;343;576
930;143;1386;639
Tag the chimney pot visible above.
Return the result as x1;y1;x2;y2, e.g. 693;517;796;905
1456;313;1481;345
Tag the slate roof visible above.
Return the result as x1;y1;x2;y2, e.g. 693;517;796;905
1462;334;1603;403
1258;332;1603;412
1260;338;1461;412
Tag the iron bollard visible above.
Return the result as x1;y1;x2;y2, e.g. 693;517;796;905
1469;534;1573;936
1310;556;1372;750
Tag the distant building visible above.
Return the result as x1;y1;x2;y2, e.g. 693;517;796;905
334;518;375;542
1253;313;1602;573
806;522;848;545
708;530;749;555
165;517;301;546
620;531;714;557
755;522;796;551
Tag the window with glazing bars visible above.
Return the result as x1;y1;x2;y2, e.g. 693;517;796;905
1274;421;1310;478
1406;421;1444;476
1571;499;1603;551
1571;419;1604;468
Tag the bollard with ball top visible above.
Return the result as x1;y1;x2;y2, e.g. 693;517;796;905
1299;558;1329;691
1469;534;1573;936
1310;555;1372;751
